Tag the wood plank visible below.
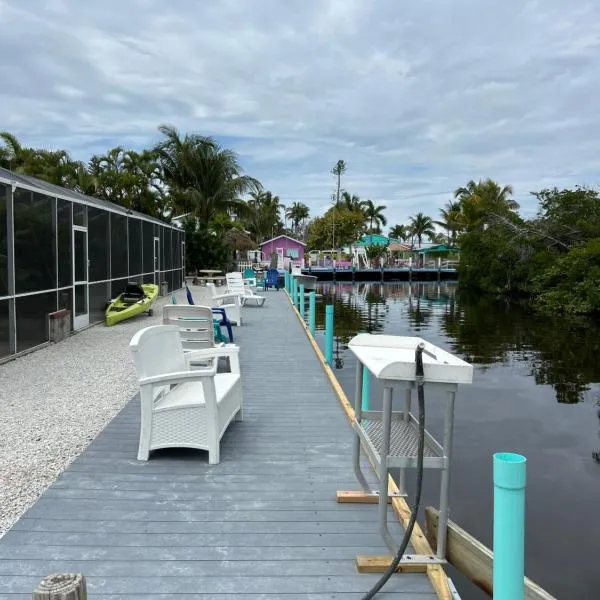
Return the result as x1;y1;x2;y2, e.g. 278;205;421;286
355;556;428;574
425;507;557;600
336;490;391;504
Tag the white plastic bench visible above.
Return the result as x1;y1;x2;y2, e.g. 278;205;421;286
130;325;243;464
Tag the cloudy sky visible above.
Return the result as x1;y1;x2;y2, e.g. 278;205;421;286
1;0;599;226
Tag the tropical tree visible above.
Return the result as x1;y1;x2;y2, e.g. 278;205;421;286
331;160;346;206
364;243;389;268
286;202;310;234
408;212;435;247
245;190;282;243
435;200;462;244
339;191;364;211
454;178;519;231
363;199;387;233
306;207;365;250
389;224;409;241
155;124;261;222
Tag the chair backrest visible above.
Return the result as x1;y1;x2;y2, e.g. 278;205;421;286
226;274;246;294
243;267;255;280
266;269;279;284
130;325;187;380
163;305;215;351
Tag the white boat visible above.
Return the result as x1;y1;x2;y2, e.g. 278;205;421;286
291;265;318;291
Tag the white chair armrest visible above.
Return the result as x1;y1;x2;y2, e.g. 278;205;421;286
213;291;240;301
139;366;216;386
186;345;240;373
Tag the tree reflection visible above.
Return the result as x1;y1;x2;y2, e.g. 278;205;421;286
440;295;600;404
318;281;600;405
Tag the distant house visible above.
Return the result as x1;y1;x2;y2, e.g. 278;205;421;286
259;235;306;268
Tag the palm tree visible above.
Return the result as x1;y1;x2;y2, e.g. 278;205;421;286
286;202;310;234
435;200;462;244
0;132;35;172
340;191;364;211
454;178;518;231
156;124;261;222
409;212;435;247
389;224;409;241
246;190;283;243
363;199;387;233
331;160;346;206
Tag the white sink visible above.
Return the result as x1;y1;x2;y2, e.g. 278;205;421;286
348;333;473;385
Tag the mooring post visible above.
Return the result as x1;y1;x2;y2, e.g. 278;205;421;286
33;573;87;600
299;284;305;319
292;278;297;305
325;304;334;366
493;452;527;600
362;366;371;411
284;271;289;293
309;291;316;335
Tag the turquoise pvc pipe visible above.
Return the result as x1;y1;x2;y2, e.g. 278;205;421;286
309;291;316;335
362;367;371;411
325;304;334;366
493;452;527;600
299;284;305;318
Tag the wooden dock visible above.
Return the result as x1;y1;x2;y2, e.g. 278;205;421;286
0;291;440;599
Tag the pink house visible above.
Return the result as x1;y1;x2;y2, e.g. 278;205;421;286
259;235;306;268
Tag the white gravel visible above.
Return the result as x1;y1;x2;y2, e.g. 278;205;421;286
0;285;216;538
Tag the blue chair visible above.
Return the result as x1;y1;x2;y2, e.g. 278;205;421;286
263;268;280;291
181;285;234;343
211;308;234;343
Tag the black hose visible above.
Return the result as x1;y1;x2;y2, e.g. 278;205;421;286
361;343;427;600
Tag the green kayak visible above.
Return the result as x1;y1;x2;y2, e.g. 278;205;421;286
105;282;159;327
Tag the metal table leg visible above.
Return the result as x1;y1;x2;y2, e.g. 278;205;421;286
437;390;456;559
353;362;370;492
398;388;411;494
379;385;396;553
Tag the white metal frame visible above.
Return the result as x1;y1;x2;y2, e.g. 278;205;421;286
153;236;160;285
72;225;89;329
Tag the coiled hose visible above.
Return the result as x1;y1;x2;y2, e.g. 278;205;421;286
361;343;427;600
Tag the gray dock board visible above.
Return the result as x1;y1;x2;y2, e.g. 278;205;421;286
0;291;437;599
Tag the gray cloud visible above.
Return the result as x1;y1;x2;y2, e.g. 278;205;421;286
1;0;599;225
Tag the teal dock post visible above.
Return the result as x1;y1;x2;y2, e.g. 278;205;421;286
284;272;289;293
299;284;305;319
308;291;316;335
325;304;334;366
362;367;371;411
291;278;297;305
493;452;527;600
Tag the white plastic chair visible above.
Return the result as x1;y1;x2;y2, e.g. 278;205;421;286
226;272;266;307
207;283;243;325
163;304;217;351
130;325;243;464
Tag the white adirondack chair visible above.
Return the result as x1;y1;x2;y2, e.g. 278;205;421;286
130;325;243;464
226;272;266;307
207;283;243;325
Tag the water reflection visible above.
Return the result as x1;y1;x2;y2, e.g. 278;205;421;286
316;282;600;405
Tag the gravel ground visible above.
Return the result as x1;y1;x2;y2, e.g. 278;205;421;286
0;285;216;537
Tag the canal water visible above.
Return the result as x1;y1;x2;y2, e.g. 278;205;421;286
313;281;600;600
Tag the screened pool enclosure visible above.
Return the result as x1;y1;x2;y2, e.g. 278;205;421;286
0;167;184;359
